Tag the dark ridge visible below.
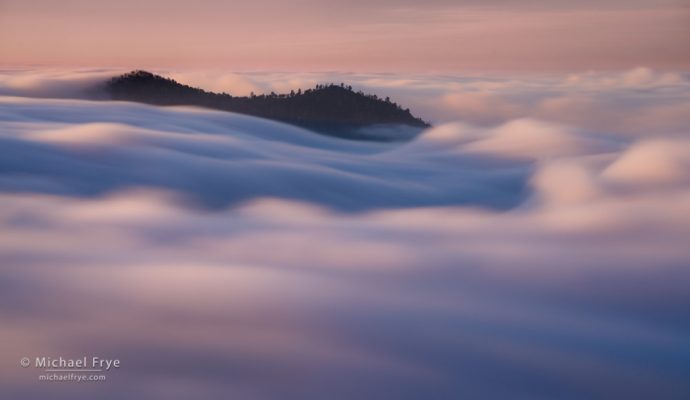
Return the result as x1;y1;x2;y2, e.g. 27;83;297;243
101;70;430;140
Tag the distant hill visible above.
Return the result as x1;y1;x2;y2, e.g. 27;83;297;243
100;71;430;140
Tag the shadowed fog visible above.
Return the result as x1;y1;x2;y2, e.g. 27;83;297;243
1;68;689;399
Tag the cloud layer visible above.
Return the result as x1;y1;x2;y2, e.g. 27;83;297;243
1;69;689;399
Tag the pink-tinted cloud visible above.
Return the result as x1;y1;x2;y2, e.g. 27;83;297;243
1;67;690;399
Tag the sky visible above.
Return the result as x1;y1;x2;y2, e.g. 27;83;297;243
1;0;689;72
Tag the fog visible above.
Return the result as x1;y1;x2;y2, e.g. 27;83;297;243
1;68;689;399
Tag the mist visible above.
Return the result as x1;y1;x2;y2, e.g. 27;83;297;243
1;68;689;399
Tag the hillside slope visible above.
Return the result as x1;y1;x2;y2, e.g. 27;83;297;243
102;71;430;140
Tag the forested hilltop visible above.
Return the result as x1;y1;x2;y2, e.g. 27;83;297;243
102;71;430;140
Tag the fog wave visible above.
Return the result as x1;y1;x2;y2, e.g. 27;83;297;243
1;69;689;400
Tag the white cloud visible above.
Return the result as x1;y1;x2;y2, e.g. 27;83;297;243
602;139;690;187
1;68;689;399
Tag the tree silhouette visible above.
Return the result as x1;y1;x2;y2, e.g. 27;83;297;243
105;71;431;141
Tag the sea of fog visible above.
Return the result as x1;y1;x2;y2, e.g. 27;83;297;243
1;68;689;399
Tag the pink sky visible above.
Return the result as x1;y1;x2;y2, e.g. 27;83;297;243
1;0;689;72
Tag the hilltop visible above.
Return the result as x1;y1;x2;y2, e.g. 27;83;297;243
101;71;430;140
